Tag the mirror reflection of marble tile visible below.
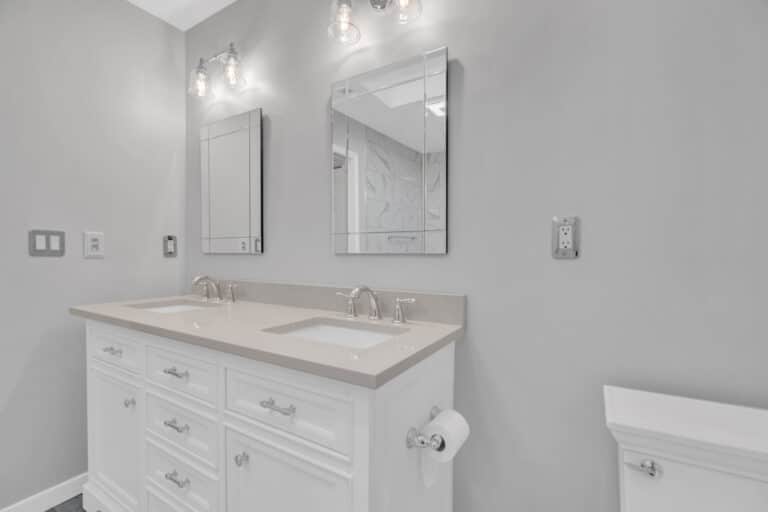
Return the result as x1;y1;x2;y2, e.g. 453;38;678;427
331;47;448;255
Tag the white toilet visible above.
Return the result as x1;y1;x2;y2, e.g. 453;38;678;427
605;386;768;511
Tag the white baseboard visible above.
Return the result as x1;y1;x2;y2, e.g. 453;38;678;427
0;473;87;512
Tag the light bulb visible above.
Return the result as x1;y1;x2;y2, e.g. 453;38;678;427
224;43;241;88
188;58;208;97
369;0;392;13
396;0;422;24
328;0;361;45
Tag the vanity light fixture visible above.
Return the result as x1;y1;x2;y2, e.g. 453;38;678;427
329;0;362;45
329;0;424;45
369;0;392;13
188;43;244;98
223;43;241;87
395;0;422;24
189;58;208;97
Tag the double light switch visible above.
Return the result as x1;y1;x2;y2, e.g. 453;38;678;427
28;230;66;257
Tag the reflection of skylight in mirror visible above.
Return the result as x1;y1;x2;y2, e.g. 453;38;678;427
426;100;446;117
332;48;447;153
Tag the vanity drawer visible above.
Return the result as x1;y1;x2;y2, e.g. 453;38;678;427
90;324;144;374
146;442;218;512
146;487;190;512
147;348;218;407
225;368;354;455
146;393;218;468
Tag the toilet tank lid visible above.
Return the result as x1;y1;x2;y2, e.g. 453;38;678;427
604;386;768;461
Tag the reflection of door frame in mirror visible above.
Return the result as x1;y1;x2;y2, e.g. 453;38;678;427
333;144;361;253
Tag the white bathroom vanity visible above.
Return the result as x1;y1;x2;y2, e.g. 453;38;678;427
71;283;466;512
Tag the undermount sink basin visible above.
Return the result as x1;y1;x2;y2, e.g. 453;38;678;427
129;299;220;314
264;317;408;349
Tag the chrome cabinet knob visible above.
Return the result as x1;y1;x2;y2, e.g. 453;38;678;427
234;452;250;467
626;459;662;479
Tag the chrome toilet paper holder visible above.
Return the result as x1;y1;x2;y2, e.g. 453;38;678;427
406;406;446;451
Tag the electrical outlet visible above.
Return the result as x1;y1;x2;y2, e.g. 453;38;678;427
558;224;574;250
83;231;105;259
552;217;579;259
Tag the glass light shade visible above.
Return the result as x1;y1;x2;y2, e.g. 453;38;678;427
328;0;361;45
223;43;242;88
395;0;422;24
188;59;208;97
369;0;392;13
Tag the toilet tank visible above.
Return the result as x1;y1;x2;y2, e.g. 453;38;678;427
604;386;768;512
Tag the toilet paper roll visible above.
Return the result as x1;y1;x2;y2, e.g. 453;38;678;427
421;448;441;488
420;409;470;487
423;409;471;464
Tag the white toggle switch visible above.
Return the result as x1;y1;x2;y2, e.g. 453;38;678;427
83;231;105;259
35;235;47;251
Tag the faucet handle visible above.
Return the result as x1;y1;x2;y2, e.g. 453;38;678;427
223;282;238;303
393;297;416;324
194;280;211;300
336;292;357;318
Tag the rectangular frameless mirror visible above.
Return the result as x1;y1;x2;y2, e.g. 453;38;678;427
200;109;262;254
331;47;448;255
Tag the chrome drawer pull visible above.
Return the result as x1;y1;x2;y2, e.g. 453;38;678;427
234;452;250;467
163;418;190;434
163;367;189;380
123;398;136;409
626;459;662;479
164;470;190;489
102;346;123;358
259;398;296;417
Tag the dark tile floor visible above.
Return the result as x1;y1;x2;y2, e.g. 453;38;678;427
46;495;84;512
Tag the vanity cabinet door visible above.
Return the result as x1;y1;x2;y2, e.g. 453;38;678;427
89;367;142;510
226;429;353;512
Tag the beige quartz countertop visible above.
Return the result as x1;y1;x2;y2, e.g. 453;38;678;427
70;296;464;389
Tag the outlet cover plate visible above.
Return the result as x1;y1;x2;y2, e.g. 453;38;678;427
83;231;105;259
552;216;579;259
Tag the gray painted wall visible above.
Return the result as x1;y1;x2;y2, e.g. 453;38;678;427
0;0;185;507
185;0;768;510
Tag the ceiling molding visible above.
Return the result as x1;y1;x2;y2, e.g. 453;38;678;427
123;0;239;31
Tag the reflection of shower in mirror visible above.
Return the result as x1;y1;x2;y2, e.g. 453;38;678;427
331;47;448;255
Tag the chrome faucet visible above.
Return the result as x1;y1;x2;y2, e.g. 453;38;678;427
193;275;221;302
336;285;382;320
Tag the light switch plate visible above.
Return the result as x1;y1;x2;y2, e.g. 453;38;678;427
163;235;177;258
28;230;66;257
552;216;580;259
83;231;105;259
